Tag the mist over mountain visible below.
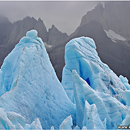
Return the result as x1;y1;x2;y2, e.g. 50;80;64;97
0;1;130;82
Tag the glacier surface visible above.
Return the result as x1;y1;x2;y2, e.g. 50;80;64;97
62;36;130;129
0;30;75;129
0;30;130;129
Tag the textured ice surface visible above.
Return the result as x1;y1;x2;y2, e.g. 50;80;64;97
0;30;75;129
60;115;73;130
0;31;130;129
72;70;129;129
122;115;130;125
0;108;43;130
62;37;127;104
72;70;106;129
62;36;130;129
119;75;130;90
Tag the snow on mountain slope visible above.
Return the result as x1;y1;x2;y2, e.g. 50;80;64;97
104;30;126;42
0;30;75;129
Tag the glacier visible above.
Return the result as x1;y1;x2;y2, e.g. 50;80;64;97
0;30;130;129
62;37;127;104
0;108;43;130
62;37;130;129
0;30;75;129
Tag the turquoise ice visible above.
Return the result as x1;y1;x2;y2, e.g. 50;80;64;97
0;30;75;129
0;30;130;129
62;36;130;129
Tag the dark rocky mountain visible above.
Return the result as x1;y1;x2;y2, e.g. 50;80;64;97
70;21;130;81
80;2;130;40
0;2;130;82
48;2;130;82
0;16;68;69
48;25;68;45
48;21;130;82
0;16;13;66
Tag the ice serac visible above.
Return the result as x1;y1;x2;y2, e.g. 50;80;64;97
0;30;75;129
72;70;106;129
72;69;129;129
0;108;43;130
62;37;130;129
119;75;130;90
60;115;73;130
62;36;127;104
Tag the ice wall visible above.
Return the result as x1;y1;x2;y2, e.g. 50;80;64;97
62;36;130;129
0;30;75;129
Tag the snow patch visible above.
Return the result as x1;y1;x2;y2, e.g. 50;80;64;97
44;42;53;48
104;29;126;42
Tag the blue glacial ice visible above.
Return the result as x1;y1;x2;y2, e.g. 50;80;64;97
62;36;130;129
0;108;43;130
62;37;127;104
72;70;129;129
0;30;130;129
0;30;75;129
119;75;130;90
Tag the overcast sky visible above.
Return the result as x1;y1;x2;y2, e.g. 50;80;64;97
0;1;99;35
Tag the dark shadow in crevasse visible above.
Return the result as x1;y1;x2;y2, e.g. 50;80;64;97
86;78;91;86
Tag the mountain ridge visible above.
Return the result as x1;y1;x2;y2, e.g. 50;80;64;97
0;15;68;66
0;2;130;82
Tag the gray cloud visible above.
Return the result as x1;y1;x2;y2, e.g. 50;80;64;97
0;1;98;34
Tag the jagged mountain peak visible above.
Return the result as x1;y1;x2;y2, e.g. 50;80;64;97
37;18;46;24
95;2;104;10
0;15;11;24
47;25;68;45
80;2;104;28
22;16;37;23
38;17;42;21
23;16;36;20
49;24;58;32
80;1;130;40
49;25;68;36
51;24;55;28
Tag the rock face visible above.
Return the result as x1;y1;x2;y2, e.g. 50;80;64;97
0;16;68;67
69;21;130;83
48;25;68;45
0;30;75;129
80;3;104;28
0;16;69;82
0;16;48;67
0;16;13;66
1;2;130;83
8;17;48;44
80;2;130;40
47;2;130;82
